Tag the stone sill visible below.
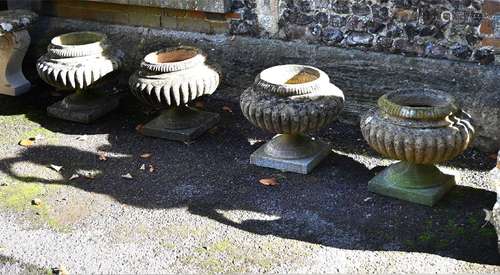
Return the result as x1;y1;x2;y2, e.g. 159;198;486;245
82;0;233;13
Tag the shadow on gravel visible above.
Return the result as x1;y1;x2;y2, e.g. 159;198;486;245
1;86;499;266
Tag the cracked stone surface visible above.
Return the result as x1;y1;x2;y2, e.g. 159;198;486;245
0;81;499;273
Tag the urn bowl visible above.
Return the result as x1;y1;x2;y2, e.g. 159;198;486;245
37;31;121;91
361;88;475;165
129;46;220;110
240;65;345;135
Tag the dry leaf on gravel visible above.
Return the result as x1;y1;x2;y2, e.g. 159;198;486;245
69;174;80;180
49;164;63;172
98;152;108;161
18;138;35;147
121;173;133;179
194;101;205;109
31;198;42;206
140;164;146;170
222;106;233;113
148;164;155;173
136;124;145;134
140;153;152;159
259;178;278;186
83;172;96;180
76;135;88;141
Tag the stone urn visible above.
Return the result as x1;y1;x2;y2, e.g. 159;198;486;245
240;65;345;174
0;10;37;96
129;46;220;141
360;88;475;206
37;31;123;123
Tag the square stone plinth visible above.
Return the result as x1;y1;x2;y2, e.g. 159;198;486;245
250;140;331;174
368;169;456;207
142;111;219;142
47;96;119;124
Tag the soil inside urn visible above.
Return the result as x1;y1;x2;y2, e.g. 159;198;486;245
154;49;198;64
285;70;319;84
261;65;320;86
53;32;104;46
388;92;450;109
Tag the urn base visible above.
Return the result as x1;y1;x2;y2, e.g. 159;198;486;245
368;162;456;206
250;134;331;174
142;107;220;141
47;90;119;123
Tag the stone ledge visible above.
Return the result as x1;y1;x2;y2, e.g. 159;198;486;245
83;0;233;13
25;16;500;153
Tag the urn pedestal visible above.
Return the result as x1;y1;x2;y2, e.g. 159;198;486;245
36;32;122;123
129;46;220;141
361;89;475;206
240;65;345;174
0;10;37;96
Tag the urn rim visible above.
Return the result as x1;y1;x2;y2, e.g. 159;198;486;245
378;88;458;120
50;31;107;48
48;31;108;58
141;46;206;73
255;64;329;96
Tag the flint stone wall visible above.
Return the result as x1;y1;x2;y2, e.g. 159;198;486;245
27;17;500;152
231;0;497;64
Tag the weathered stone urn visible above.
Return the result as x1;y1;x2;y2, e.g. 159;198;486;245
0;10;37;96
489;152;500;253
37;31;122;123
129;46;220;141
240;65;345;174
361;88;475;206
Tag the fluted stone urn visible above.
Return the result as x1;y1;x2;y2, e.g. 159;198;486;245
0;10;37;96
37;31;123;123
240;65;345;174
361;88;475;206
129;46;220;141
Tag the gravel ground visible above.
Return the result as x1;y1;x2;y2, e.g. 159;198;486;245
0;83;499;274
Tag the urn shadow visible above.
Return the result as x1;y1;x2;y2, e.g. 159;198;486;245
0;95;498;266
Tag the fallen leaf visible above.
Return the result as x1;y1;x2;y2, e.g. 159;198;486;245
121;173;133;179
364;197;372;202
247;138;263;146
140;164;146;170
49;164;63;172
259;178;278;186
136;124;145;134
69;174;80;180
18;138;35;147
31;198;42;206
75;135;88;141
481;209;495;227
194;101;205;109
208;126;218;134
183;140;195;145
52;266;69;275
140;153;152;159
83;172;96;180
148;164;155;173
98;152;108;161
222;106;233;113
230;35;236;41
